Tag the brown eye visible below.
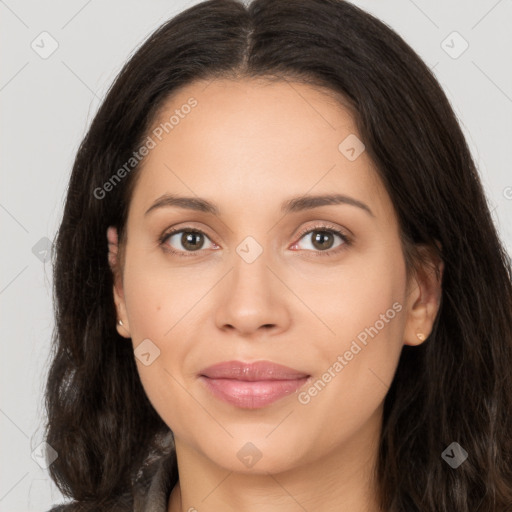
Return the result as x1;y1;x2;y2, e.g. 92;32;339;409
179;231;205;251
309;231;336;251
161;228;216;256
291;225;349;256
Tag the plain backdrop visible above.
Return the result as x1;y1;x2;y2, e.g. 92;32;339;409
1;0;511;509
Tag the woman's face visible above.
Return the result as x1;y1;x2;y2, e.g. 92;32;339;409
110;78;437;476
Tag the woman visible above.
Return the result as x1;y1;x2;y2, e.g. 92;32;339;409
45;0;512;510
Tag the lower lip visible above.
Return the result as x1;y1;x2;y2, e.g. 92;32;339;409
199;376;310;409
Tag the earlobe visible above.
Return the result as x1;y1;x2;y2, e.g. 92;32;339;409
113;284;131;338
115;315;131;338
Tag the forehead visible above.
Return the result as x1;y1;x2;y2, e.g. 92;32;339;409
128;77;393;223
151;77;356;145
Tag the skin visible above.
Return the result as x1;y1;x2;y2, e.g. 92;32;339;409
108;77;443;512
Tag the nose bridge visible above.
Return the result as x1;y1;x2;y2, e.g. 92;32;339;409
230;235;275;308
214;232;290;334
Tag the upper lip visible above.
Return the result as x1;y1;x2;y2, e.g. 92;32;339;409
200;360;310;381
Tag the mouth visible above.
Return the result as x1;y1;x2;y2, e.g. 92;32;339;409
198;360;311;409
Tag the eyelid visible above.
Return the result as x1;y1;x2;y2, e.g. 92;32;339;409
293;222;350;243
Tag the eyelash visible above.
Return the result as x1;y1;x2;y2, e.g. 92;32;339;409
158;223;352;258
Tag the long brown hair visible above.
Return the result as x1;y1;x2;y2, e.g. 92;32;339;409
45;0;512;510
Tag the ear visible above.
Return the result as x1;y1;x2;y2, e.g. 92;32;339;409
107;226;131;338
403;243;444;346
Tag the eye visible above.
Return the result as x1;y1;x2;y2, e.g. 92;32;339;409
159;228;218;257
291;223;351;257
159;223;351;258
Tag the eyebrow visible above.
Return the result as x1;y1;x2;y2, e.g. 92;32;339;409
144;193;374;218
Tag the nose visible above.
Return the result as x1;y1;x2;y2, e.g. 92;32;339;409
214;250;291;338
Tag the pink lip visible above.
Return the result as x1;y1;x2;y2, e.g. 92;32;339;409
199;360;311;409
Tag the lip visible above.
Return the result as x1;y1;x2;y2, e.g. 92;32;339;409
199;360;311;409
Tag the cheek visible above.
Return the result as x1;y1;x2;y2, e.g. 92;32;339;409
122;249;203;340
296;234;407;349
121;252;208;430
295;240;407;414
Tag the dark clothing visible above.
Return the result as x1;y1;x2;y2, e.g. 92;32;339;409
48;451;178;512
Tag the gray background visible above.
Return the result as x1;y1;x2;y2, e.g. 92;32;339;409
1;0;511;509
